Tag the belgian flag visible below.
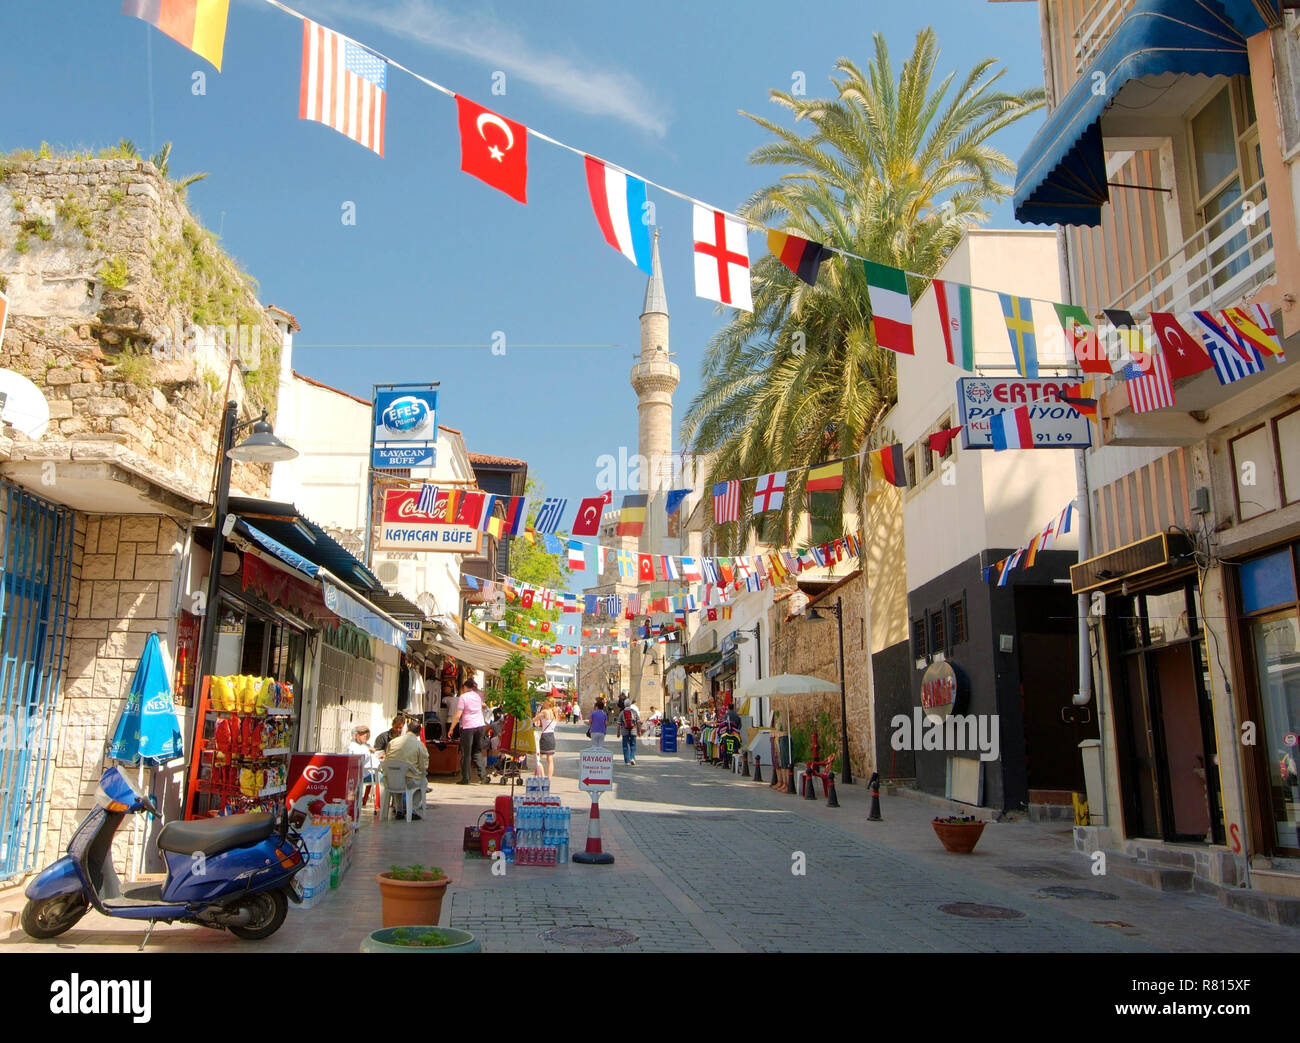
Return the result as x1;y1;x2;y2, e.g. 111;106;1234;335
870;444;909;488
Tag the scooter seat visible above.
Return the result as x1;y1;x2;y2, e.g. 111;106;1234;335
156;812;274;856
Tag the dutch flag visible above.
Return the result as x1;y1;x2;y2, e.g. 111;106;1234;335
584;156;653;273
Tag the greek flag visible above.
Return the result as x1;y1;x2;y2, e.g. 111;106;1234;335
533;497;568;534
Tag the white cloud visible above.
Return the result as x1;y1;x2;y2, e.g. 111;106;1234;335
304;0;669;137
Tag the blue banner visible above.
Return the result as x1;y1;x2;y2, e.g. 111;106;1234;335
372;387;438;468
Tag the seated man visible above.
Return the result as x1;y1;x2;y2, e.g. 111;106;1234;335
383;720;429;819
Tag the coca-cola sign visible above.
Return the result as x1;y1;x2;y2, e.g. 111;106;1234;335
377;490;483;555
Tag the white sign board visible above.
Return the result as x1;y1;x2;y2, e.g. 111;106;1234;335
578;745;614;793
956;377;1093;450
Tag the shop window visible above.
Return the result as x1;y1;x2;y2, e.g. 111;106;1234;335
917;441;932;480
1230;424;1280;521
949;599;966;644
1241;549;1296;614
1275;407;1300;507
912;618;926;659
810;491;838;547
936;413;956;461
929;610;945;655
904;451;917;489
1143;588;1193;644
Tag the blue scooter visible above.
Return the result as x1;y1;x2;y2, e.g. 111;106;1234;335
22;766;307;945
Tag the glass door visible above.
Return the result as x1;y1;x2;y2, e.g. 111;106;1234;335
1247;613;1300;851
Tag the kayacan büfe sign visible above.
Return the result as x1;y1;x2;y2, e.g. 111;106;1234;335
376;489;483;553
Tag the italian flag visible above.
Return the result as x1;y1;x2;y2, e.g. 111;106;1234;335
864;260;914;355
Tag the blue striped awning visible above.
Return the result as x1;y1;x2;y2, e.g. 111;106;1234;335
1013;0;1270;227
235;520;320;578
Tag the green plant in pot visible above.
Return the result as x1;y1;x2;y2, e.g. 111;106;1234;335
376;864;450;928
361;925;481;953
931;814;986;853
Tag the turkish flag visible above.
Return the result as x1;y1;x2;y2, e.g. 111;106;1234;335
638;555;655;581
600;490;613;504
707;608;718;621
572;496;604;536
456;96;528;203
1150;312;1213;380
520;589;535;609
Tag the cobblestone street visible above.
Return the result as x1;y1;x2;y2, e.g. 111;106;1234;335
5;723;1298;954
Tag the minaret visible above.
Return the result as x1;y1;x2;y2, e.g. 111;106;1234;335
628;230;679;708
630;230;679;553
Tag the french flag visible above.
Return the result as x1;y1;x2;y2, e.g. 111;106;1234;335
584;156;653;273
991;405;1035;451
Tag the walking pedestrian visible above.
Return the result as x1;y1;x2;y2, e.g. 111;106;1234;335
588;695;608;746
448;679;488;784
533;697;559;778
619;698;641;765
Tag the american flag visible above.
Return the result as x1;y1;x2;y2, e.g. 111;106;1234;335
1125;351;1175;413
300;20;387;156
713;480;740;523
534;497;568;534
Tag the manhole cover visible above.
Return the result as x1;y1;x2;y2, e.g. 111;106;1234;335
1037;885;1117;900
998;864;1075;879
939;902;1025;920
540;926;638;947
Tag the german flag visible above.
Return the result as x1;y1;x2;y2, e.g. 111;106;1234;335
767;230;829;286
870;444;908;488
123;0;230;71
1060;380;1098;423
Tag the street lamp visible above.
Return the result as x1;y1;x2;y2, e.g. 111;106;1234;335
196;402;298;700
806;597;852;784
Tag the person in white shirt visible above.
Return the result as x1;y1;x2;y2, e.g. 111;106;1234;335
447;679;489;785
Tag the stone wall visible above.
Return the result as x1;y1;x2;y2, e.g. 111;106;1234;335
0;156;280;500
768;571;873;780
45;512;186;871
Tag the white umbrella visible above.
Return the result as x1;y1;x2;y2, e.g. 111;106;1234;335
736;674;839;785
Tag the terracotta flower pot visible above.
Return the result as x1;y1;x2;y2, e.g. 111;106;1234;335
376;872;450;928
931;819;986;854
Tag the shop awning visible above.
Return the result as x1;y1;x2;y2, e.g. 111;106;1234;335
229;497;385;595
1013;0;1262;227
426;625;543;679
235;520;319;578
461;623;547;679
706;653;737;679
668;651;722;674
322;578;408;651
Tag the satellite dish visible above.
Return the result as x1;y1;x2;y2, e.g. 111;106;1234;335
0;369;51;440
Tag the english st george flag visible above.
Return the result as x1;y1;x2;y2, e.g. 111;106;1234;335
584;157;653;273
299;20;388;156
752;472;786;514
693;206;752;311
457;96;528;203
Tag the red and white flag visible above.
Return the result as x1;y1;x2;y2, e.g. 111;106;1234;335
299;20;387;156
752;471;786;514
0;288;7;350
456;96;528;203
1127;351;1175;413
693;205;752;311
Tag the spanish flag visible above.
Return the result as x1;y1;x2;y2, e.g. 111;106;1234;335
767;230;829;286
806;460;844;492
123;0;230;72
870;444;908;488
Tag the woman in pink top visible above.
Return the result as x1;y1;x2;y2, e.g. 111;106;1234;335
448;680;488;784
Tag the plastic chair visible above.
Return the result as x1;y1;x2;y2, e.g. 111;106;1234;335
382;763;422;821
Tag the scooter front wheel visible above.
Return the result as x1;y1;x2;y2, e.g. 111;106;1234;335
21;893;89;939
226;888;288;941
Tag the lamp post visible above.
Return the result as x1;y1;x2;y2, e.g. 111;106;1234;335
195;402;299;703
807;597;852;784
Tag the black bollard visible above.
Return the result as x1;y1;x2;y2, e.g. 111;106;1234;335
867;770;882;821
753;755;763;784
804;768;818;800
826;771;839;808
742;750;750;778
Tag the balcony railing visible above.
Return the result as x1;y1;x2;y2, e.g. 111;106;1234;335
1108;175;1274;316
1073;0;1134;77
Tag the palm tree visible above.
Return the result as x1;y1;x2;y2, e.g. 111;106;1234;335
681;29;1044;550
149;141;210;194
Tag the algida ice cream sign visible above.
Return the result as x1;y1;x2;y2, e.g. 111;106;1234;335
372;388;438;467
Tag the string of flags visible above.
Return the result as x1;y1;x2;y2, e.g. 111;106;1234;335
983;502;1075;586
119;2;1285;372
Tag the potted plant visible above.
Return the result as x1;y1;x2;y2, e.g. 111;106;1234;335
361;925;481;953
931;814;987;854
376;864;450;927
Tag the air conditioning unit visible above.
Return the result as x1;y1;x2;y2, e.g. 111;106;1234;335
376;561;400;585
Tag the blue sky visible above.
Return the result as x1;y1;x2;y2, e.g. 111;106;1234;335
0;0;1045;514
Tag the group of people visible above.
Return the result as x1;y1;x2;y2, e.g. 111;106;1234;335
584;694;644;765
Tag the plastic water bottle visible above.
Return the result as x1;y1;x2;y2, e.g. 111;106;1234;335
503;828;515;865
558;833;568;864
